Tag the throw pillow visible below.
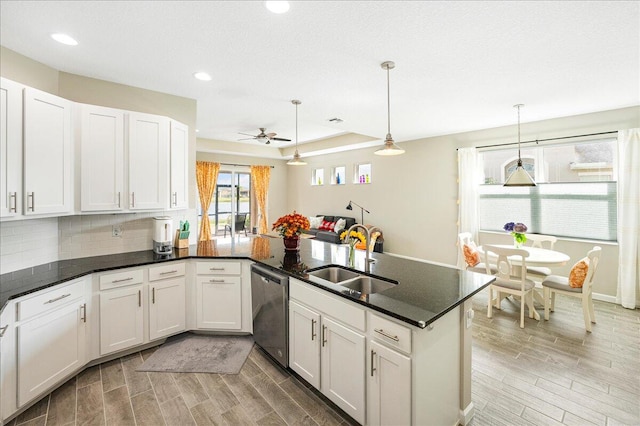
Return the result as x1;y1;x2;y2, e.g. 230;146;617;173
569;257;589;288
308;216;323;229
319;220;336;231
463;244;480;267
334;218;346;233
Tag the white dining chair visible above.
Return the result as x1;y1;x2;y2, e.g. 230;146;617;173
542;246;601;332
525;234;558;280
458;232;496;274
483;245;537;328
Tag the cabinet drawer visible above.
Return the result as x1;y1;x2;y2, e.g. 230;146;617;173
17;279;85;321
149;262;185;281
369;313;412;354
196;261;241;275
99;269;144;290
290;279;365;332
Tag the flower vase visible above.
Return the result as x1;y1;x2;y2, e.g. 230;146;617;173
283;236;300;251
514;239;522;249
348;244;356;268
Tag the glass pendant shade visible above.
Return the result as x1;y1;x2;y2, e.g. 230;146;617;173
375;134;405;156
504;104;535;187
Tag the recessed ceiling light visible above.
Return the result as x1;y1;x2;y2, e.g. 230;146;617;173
193;72;212;81
51;33;78;46
265;1;290;14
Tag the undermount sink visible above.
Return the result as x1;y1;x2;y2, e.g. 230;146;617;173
307;266;397;295
339;276;397;294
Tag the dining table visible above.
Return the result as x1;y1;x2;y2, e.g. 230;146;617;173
476;244;571;319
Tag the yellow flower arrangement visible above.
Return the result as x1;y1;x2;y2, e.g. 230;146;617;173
272;211;310;238
340;230;366;246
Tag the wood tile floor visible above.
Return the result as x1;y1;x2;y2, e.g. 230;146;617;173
7;292;640;426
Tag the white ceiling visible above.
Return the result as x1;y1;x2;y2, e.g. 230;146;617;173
1;1;638;154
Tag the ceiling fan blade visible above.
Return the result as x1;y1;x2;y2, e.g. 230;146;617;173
266;133;277;137
238;132;257;137
238;137;256;141
270;137;291;142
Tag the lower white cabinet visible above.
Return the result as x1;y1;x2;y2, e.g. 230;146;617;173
149;277;186;340
100;284;143;355
1;301;16;423
16;279;87;406
195;261;243;330
367;340;411;426
289;300;321;388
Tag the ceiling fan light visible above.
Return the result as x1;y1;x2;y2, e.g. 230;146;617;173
374;135;405;156
287;150;307;165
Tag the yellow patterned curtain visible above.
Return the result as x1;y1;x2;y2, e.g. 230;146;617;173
196;161;220;241
250;165;271;234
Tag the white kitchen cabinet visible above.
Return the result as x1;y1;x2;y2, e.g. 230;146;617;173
23;87;73;215
99;284;143;355
196;276;242;330
169;120;189;210
148;276;186;341
128;111;169;210
1;301;17;423
16;279;87;406
367;340;411;426
80;104;125;212
289;300;321;388
0;78;23;218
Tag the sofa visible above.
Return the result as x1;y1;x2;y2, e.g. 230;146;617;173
303;214;383;253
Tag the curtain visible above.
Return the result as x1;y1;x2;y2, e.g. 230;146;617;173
616;129;640;309
457;148;483;269
251;165;271;234
196;161;220;241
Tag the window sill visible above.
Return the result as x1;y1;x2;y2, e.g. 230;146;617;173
478;230;619;246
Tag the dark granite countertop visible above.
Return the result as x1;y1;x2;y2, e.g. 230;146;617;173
0;237;494;328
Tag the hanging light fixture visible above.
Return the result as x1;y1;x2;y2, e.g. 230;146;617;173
375;61;405;156
287;100;307;166
504;104;536;187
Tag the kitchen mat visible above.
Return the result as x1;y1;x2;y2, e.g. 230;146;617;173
137;333;254;374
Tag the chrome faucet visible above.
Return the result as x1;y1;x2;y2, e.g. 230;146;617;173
345;224;381;273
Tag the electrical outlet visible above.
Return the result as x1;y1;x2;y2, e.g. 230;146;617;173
112;225;123;237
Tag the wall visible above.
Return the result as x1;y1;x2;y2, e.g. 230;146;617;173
0;46;59;94
287;106;640;299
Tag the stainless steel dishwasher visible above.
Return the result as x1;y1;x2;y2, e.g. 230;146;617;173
251;264;289;368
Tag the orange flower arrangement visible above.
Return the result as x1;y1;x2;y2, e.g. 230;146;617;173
272;211;310;238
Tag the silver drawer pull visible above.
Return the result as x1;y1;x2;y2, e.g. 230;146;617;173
209;267;225;271
374;328;399;342
44;293;71;304
27;192;35;212
9;192;17;213
160;270;178;275
311;319;317;341
80;303;87;323
112;277;133;283
209;279;226;283
371;349;377;377
0;325;8;337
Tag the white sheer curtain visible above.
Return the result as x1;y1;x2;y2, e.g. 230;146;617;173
616;129;640;309
457;147;483;269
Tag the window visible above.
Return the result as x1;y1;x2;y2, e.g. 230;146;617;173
478;139;617;241
197;171;251;236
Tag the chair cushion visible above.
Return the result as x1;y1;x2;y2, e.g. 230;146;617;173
468;263;497;274
492;277;536;291
569;257;589;288
526;266;552;277
542;275;583;293
308;216;324;229
318;220;336;231
463;244;480;267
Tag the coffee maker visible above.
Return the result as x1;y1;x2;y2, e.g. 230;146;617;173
153;216;173;255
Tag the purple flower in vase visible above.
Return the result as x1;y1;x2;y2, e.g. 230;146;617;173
503;222;515;232
513;223;528;233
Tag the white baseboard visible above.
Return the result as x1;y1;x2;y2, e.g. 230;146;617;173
458;402;475;426
592;292;617;304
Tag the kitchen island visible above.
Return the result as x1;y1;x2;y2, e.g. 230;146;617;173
0;237;494;425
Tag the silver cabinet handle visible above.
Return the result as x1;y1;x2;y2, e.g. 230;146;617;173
117;192;121;208
138;290;141;307
27;192;35;212
160;270;178;275
311;319;317;341
0;325;8;337
374;328;399;342
322;325;327;347
131;192;135;207
209;279;226;283
173;192;178;207
152;287;155;304
209;267;225;271
112;277;133;284
9;192;17;212
371;349;377;377
80;303;87;323
44;293;71;304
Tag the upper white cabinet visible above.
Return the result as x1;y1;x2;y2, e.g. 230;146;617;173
23;87;73;215
0;78;23;218
169;120;189;210
128;112;169;210
80;104;125;212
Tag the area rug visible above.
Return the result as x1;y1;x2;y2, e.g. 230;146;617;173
137;334;254;374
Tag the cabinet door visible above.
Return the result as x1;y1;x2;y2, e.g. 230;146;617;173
196;276;241;330
149;277;186;340
23;87;73;215
169;120;188;210
17;300;86;406
100;285;143;355
367;340;411;426
1;302;16;422
0;78;22;218
289;300;321;389
80;104;125;211
321;317;365;424
128;112;169;210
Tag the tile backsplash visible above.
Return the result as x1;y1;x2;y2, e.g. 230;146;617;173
1;210;198;274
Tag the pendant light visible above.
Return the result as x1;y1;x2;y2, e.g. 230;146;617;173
287;100;307;165
504;104;536;186
374;61;405;156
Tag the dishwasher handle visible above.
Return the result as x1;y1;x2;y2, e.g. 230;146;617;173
251;264;289;285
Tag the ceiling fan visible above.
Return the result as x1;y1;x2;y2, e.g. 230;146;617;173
238;128;291;144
